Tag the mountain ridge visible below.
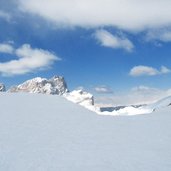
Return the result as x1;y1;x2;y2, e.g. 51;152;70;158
1;75;171;115
8;75;68;95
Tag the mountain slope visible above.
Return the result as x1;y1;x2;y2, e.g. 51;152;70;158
0;93;171;171
149;96;171;111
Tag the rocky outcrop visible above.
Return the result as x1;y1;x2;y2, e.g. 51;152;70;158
0;83;6;92
8;76;68;95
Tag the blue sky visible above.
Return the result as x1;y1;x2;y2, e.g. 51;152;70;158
1;0;171;105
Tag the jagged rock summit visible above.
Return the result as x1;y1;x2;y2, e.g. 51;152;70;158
0;83;6;92
8;76;68;95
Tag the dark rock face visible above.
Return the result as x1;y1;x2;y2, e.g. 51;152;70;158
0;83;6;92
49;76;68;95
100;104;145;112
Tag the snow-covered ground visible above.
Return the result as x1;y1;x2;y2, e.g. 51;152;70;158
0;93;171;171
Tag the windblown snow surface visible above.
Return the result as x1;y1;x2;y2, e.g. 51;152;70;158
0;93;171;171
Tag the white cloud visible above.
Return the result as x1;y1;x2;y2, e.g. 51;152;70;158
95;86;171;106
18;0;171;31
94;29;134;51
129;65;171;77
0;10;11;21
146;29;171;42
94;85;113;94
130;66;159;76
161;66;171;74
0;43;14;54
0;44;60;76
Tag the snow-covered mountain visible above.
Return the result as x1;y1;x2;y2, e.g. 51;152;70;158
0;93;170;171
7;76;96;111
149;96;171;111
8;76;68;95
98;96;171;116
4;75;171;115
64;89;96;111
0;83;5;92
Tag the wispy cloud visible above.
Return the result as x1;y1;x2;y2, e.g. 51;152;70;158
146;29;171;42
129;65;171;77
94;29;134;51
94;85;113;94
0;44;61;76
0;43;14;54
0;10;11;21
18;0;171;31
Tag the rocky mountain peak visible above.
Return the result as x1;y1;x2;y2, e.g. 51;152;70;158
8;76;68;95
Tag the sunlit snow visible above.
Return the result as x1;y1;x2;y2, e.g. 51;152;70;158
0;93;171;171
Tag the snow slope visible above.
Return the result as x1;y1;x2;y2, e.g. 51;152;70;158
149;96;171;111
0;93;171;171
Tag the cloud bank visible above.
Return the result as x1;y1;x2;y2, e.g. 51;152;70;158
18;0;171;31
95;86;171;106
95;30;134;51
130;65;171;77
0;44;60;76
